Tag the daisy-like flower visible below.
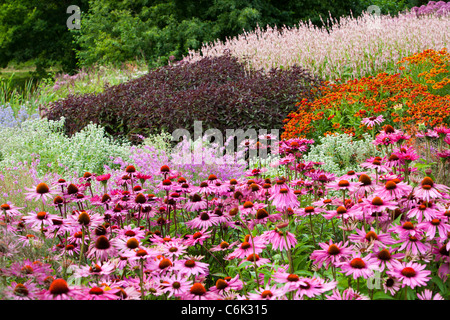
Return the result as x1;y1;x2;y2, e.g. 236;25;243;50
181;283;220;300
417;217;450;241
396;233;431;257
226;236;267;260
174;258;209;277
406;200;440;222
414;176;449;202
0;203;23;218
184;193;208;212
185;211;220;230
360;156;390;174
373;179;413;200
209;275;243;295
326;287;369;300
21;211;58;230
386;260;431;289
326;179;360;193
87;235;118;261
160;241;187;259
361;115;384;127
4;280;39;300
336;253;379;280
382;276;402;296
24;182;58;203
338;170;365;181
183;229;211;246
293;277;337;299
359;196;398;216
39;278;82;300
246;284;286;300
347;227;395;249
239;252;272;269
310;240;354;269
73;260;116;279
417;289;444;300
369;248;404;272
388;220;421;238
260;228;297;252
160;272;193;298
78;285;119;300
268;187;300;210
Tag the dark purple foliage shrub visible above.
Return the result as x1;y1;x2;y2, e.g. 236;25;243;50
46;53;325;143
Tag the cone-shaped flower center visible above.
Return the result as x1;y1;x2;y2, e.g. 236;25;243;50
243;201;254;208
190;283;206;296
256;209;269;219
338;180;350;187
126;238;139;249
365;231;378;241
49;279;70;295
377;249;391;261
359;174;372;186
402;221;414;230
372;197;384;206
36;183;50;194
385;181;397;190
216;279;228;290
327;244;341;255
247;253;259;262
67;183;79;195
14;283;29;296
401;267;416;278
350;258;366;269
336;206;347;214
287;274;299;282
159;258;172;269
200;212;210;221
77;211;90;225
220;241;229;249
261;290;273;298
185;260;196;268
95;236;111;250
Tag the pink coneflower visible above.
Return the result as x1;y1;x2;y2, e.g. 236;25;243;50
407;199;443;222
185;211;220;230
359;196;398;216
393;145;420;163
338;170;366;181
210;240;238;252
160;273;193;298
396;233;431;257
246;284;286;300
373;180;412;200
181;283;220;300
24;182;58;203
78;285;119;300
39;278;82;300
326;287;369;300
360;156;390;174
184;193;208;212
21;210;57;230
115;225;147;240
417;217;450;241
348;227;396;248
414;176;449;202
337;253;379;280
294;205;325;217
183;229;212;246
239;253;271;268
260;228;296;252
323;205;361;220
0;203;23;218
417;289;444;300
73;260;116;279
87;235;118;261
268;187;300;209
160;242;187;259
326;179;360;193
361;115;384;127
293;277;337;299
388;220;421;238
209;275;243;294
271;269;304;292
369;248;404;272
310;240;354;269
227;236;267;260
146;256;174;275
382;276;402;296
386;260;431;289
4;280;39;300
174;258;209;277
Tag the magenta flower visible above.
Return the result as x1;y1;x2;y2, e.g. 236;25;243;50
268;187;300;209
260;228;297;251
386;260;431;289
361;115;384;127
326;288;369;300
310;240;354;269
160;273;193;298
246;284;287;300
417;289;444;300
336;253;379;280
39;278;83;300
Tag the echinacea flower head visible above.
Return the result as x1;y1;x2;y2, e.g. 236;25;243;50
336;253;379;280
361;115;384;127
246;284;286;300
386;260;431;289
417;289;444;300
40;278;82;300
310;240;354;269
24;182;57;203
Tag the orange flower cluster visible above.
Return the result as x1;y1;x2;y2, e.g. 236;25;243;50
397;48;449;92
282;52;450;141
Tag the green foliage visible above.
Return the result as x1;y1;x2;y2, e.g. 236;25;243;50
0;117;130;178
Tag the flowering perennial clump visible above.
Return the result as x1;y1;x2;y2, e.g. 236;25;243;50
0;123;449;300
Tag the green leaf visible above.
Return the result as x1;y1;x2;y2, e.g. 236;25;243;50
372;291;396;300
